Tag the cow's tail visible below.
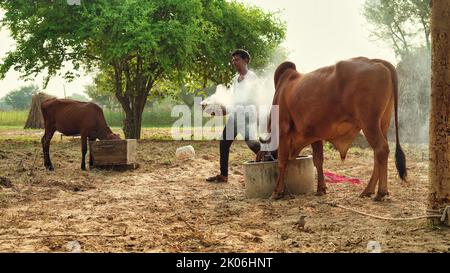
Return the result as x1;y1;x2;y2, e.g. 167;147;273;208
260;62;297;144
376;59;407;181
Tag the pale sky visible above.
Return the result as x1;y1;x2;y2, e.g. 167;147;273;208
0;0;396;99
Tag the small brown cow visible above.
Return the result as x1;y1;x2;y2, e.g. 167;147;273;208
257;57;407;201
41;98;120;170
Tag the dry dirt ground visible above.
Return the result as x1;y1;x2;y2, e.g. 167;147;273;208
0;128;448;253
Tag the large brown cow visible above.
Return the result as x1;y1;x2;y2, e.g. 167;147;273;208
41;98;120;170
257;57;407;201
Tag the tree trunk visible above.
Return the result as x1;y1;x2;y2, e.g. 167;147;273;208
428;0;450;225
121;93;146;140
113;58;159;140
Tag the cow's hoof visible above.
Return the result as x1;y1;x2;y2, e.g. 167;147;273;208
373;192;389;202
81;166;86;171
270;191;285;200
359;191;374;198
46;165;54;171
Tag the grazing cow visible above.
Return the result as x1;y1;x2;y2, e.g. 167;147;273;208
257;57;407;201
41;98;120;170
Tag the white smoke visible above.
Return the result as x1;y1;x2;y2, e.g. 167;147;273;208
200;69;277;139
200;69;276;114
200;48;288;138
200;84;233;108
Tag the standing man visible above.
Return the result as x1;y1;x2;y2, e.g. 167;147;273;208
206;49;261;183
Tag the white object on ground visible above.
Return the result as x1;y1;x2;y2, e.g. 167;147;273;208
66;240;82;253
367;241;382;253
176;145;195;160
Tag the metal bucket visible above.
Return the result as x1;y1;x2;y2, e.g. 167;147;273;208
243;156;315;198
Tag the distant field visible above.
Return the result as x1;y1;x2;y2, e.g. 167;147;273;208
0;111;28;126
0;110;177;127
0;109;220;128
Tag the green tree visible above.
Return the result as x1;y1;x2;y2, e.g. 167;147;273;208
84;70;121;110
4;84;39;110
0;0;286;139
85;83;115;109
363;0;431;143
85;67;165;112
0;98;12;111
363;0;430;56
188;1;286;87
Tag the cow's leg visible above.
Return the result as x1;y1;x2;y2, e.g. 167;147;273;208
374;138;390;201
88;138;95;167
380;98;394;141
272;157;288;200
271;134;290;200
89;149;94;167
360;159;379;197
372;102;394;199
41;128;56;171
311;141;326;196
361;106;393;198
81;133;88;171
363;126;390;201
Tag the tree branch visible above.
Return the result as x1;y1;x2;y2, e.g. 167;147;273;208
388;24;409;54
113;61;131;114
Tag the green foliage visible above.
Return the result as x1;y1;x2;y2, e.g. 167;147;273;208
0;0;204;85
0;98;12;111
85;67;165;109
187;0;287;88
0;0;286;138
84;83;119;109
3;84;39;110
363;0;430;57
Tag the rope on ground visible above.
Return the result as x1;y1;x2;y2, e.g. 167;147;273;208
0;233;126;241
322;201;444;221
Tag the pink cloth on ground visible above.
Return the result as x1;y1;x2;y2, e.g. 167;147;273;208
324;171;362;185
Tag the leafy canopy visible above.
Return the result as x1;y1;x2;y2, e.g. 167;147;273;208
363;0;430;57
0;0;286;90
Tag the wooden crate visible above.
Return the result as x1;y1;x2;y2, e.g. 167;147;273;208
89;139;137;166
